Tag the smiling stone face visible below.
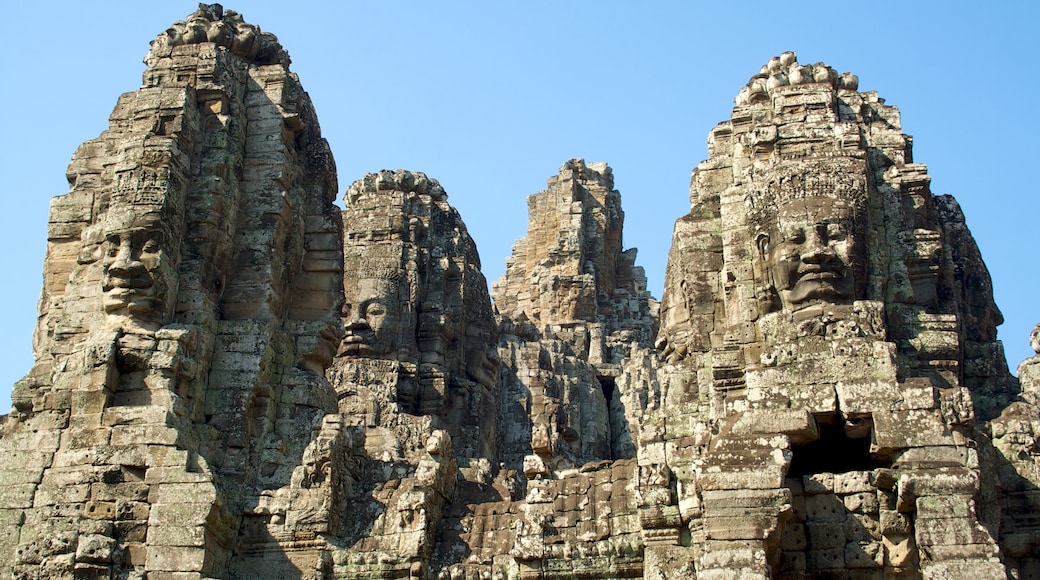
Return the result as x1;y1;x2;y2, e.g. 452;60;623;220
99;211;176;329
340;275;402;358
763;203;858;310
102;229;162;312
754;166;867;313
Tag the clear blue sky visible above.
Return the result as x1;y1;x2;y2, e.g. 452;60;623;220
1;2;1037;410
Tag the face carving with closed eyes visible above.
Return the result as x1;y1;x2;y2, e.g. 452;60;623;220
340;276;401;358
100;212;173;327
758;197;862;312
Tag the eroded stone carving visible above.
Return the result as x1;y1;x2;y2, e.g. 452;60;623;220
1;10;1037;579
148;3;287;66
492;159;656;475
331;168;497;435
1;4;343;577
753;162;867;313
650;51;1024;579
320;170;501;578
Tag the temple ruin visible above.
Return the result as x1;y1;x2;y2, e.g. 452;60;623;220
2;5;1038;579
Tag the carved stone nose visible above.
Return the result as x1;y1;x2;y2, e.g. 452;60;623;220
108;259;145;277
800;245;829;263
344;308;368;329
107;244;147;279
799;233;837;264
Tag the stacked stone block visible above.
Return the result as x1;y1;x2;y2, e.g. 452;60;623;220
2;5;342;578
2;8;1039;579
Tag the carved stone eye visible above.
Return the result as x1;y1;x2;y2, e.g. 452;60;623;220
105;236;122;257
825;222;846;241
784;226;805;244
365;303;386;317
78;244;103;265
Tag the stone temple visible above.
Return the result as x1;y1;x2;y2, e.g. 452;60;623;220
2;5;1039;579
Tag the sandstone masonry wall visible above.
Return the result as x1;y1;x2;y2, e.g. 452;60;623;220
2;5;343;578
1;8;1038;580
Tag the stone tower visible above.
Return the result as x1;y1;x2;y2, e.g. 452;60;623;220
315;169;498;578
653;51;1024;578
1;5;343;577
492;159;657;473
3;6;1039;579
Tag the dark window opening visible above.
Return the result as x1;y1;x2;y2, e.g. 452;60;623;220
787;419;890;477
598;376;616;405
598;376;617;461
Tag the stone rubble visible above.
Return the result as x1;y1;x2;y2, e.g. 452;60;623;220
1;8;1038;580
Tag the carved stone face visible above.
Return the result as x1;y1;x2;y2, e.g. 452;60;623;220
464;322;499;388
340;277;401;357
759;197;862;311
101;215;172;326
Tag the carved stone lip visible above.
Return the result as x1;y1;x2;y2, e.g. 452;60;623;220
102;277;155;290
103;288;155;314
338;332;376;356
797;270;843;281
338;342;373;356
795;262;846;279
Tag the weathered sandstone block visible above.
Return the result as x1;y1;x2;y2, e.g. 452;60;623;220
1;8;1037;579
